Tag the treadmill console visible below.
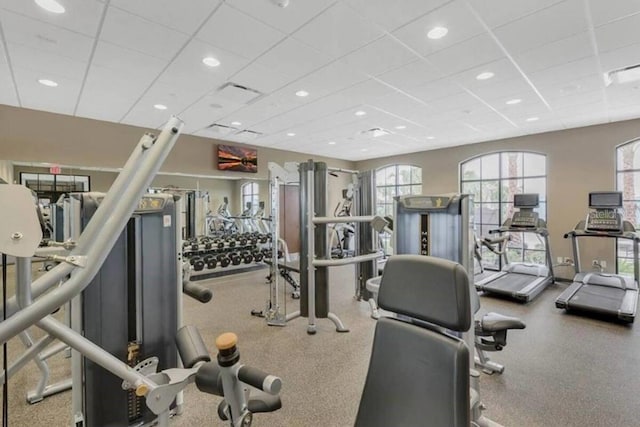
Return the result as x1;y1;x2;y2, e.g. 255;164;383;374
510;193;540;228
585;191;623;233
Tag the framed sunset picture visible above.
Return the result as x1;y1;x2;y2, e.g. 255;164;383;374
217;145;258;173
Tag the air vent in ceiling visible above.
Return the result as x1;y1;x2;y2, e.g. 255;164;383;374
362;127;390;138
605;63;640;86
216;82;263;104
204;123;237;136
234;130;263;141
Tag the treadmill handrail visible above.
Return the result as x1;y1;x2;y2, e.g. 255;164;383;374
564;229;640;241
489;226;549;236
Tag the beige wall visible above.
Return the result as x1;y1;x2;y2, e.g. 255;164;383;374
0;160;14;183
357;118;640;280
0;105;355;179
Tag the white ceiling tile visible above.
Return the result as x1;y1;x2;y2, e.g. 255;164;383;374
157;39;250;96
589;0;640;27
600;43;640;71
110;0;220;34
546;89;604;110
410;78;464;103
493;0;588;54
119;106;168;130
595;12;640;53
7;42;87;81
339;36;417;77
100;6;189;60
426;33;503;75
13;67;81;115
368;91;430;118
0;0;105;37
529;56;600;88
469;77;535;102
0;46;18;107
287;61;367;99
197;4;286;59
181;94;244;133
232;61;295;94
77;64;150;122
0;11;94;62
377;59;444;92
343;0;449;32
393;0;485;57
292;2;384;58
515;32;593;74
339;79;396;104
131;81;204;114
92;41;168;83
467;0;564;29
226;0;335;34
451;58;522;91
254;37;332;81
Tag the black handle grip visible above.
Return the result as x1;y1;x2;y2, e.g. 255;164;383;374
238;365;282;395
183;282;212;303
195;362;224;396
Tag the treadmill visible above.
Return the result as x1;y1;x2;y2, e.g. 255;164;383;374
555;191;639;323
475;193;554;302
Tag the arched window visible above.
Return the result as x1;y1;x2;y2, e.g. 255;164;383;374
460;152;547;269
241;182;259;214
616;139;640;275
376;164;422;253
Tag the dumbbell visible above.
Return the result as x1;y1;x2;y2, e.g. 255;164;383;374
203;255;217;270
192;257;205;272
277;250;283;259
241;251;254;264
239;237;248;246
229;252;242;266
216;240;225;249
219;256;231;268
228;239;237;248
253;251;264;262
204;242;212;250
191;243;199;251
259;235;268;244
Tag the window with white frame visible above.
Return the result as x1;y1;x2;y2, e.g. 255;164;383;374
460;152;547;270
375;164;422;254
241;182;259;214
616;139;640;276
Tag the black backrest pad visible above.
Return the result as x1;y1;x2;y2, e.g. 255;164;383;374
355;318;470;427
378;255;471;332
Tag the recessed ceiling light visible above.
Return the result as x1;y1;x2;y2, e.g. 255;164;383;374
154;104;168;110
287;132;296;137
361;148;368;152
506;98;522;105
526;117;539;122
35;0;65;14
426;136;435;140
295;90;309;97
476;71;494;80
38;78;58;87
328;141;336;145
202;56;221;67
231;121;242;126
427;26;448;40
355;110;366;116
395;125;407;130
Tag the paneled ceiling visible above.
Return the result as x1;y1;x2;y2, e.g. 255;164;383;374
1;0;640;161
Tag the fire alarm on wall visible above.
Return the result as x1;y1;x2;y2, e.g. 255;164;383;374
270;0;290;8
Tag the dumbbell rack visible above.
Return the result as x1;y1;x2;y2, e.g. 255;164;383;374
183;233;281;281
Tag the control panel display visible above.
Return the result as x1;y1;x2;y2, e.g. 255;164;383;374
137;196;166;212
589;192;622;209
586;209;623;232
511;211;539;228
514;193;539;208
420;214;429;256
404;196;451;210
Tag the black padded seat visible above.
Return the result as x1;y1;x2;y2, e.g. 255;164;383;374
355;255;472;427
480;312;526;332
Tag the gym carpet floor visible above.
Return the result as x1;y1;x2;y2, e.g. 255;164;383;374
1;263;638;426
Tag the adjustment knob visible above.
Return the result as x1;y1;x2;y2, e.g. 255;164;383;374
216;332;238;351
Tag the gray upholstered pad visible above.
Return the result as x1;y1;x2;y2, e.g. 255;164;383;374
379;255;471;332
355;318;470;427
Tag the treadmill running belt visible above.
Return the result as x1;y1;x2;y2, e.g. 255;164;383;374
568;284;626;314
482;273;535;293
